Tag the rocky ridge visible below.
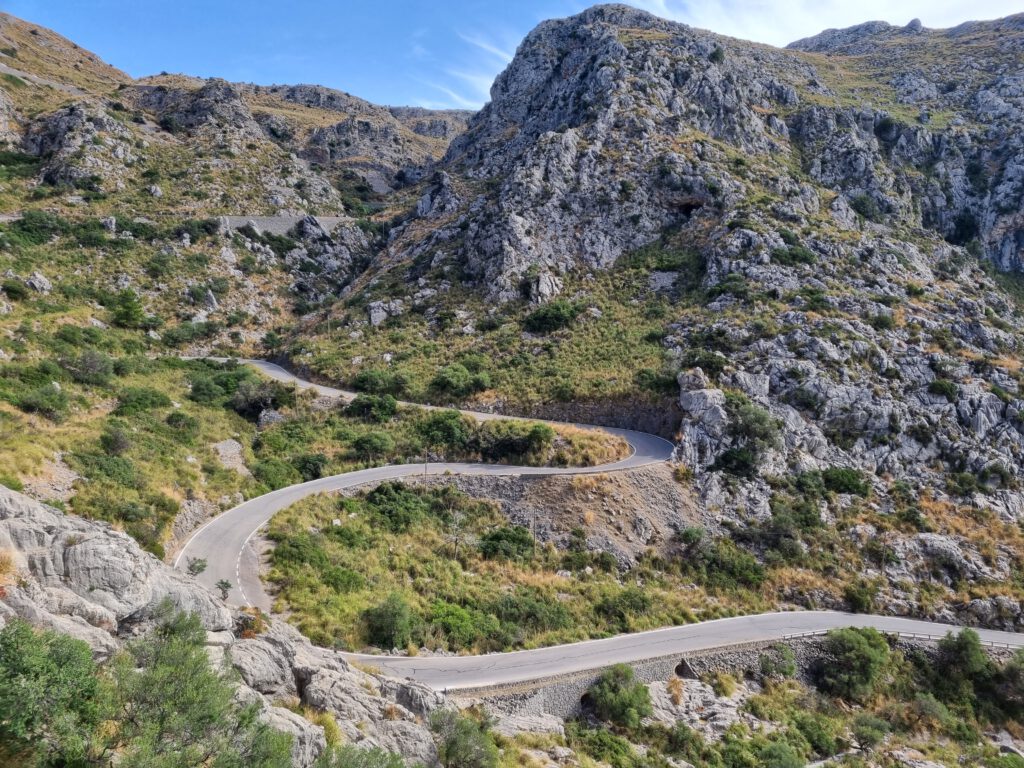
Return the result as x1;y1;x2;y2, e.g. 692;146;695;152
382;6;1024;297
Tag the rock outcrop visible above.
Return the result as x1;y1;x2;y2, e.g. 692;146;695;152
21;101;134;189
0;485;443;766
382;6;1024;301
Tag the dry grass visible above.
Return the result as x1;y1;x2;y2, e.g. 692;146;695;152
550;425;629;467
0;549;15;584
667;676;684;706
350;660;382;676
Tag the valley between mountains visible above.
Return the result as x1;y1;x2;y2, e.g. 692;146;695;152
4;4;1024;768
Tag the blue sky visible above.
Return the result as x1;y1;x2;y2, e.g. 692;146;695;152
2;1;1019;109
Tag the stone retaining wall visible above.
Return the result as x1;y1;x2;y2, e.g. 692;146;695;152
217;215;349;236
452;635;1013;720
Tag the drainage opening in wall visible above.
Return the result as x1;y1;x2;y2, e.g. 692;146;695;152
675;662;687;677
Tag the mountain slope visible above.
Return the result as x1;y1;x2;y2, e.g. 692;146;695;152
286;6;1024;631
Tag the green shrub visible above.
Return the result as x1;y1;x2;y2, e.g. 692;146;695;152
5;210;68;247
363;593;417;649
868;313;895;331
596;587;651;631
928;378;959;403
566;723;640;768
523;299;579;333
351;367;407;396
634;367;678;394
230;380;294;419
818;627;890;702
850;194;882;222
680;349;727;378
293;452;328;481
851;712;889;750
346;394;398;422
100;425;132;455
759;645;797;679
475;420;554;462
430;710;498;768
706;273;749;300
173;218;220;242
0;278;28;301
932;628;993;709
713;392;780;476
61;350;114;386
844;580;879;613
711;447;759;477
709;46;726;64
188;375;226;403
488;590;571;633
322;566;365;594
110;290;147;329
479;526;534;560
352;431;395;459
253;458;303;490
771;245;816;266
365;482;431;532
0;618;104;763
685;539;765;590
822;467;870;496
165;411;200;440
588;664;653;729
114;386;171;415
17;383;69;422
0;150;41;182
271;532;329;570
432;363;490;398
417;410;471;451
429;601;500;650
758;741;803;768
72;452;138;487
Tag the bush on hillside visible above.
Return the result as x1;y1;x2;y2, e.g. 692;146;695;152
363;593;417;649
818;627;890;702
588;664;653;729
523;299;579;333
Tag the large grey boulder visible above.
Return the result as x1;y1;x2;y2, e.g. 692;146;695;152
0;485;232;639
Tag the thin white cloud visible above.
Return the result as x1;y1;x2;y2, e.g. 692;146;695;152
457;32;515;63
446;67;495;101
421;79;483;110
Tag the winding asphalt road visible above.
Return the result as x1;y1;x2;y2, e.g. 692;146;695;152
174;359;674;610
174;360;1023;691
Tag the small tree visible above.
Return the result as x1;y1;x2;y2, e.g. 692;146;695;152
478;526;534;561
0;620;103;764
851;712;890;751
363;593;416;649
818;627;890;703
187;557;208;576
347;394;398;423
932;628;993;709
215;579;232;600
353;432;395;460
111;289;146;328
588;663;653;729
430;710;498;768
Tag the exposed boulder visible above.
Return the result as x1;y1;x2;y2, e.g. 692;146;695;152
21;101;134;189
